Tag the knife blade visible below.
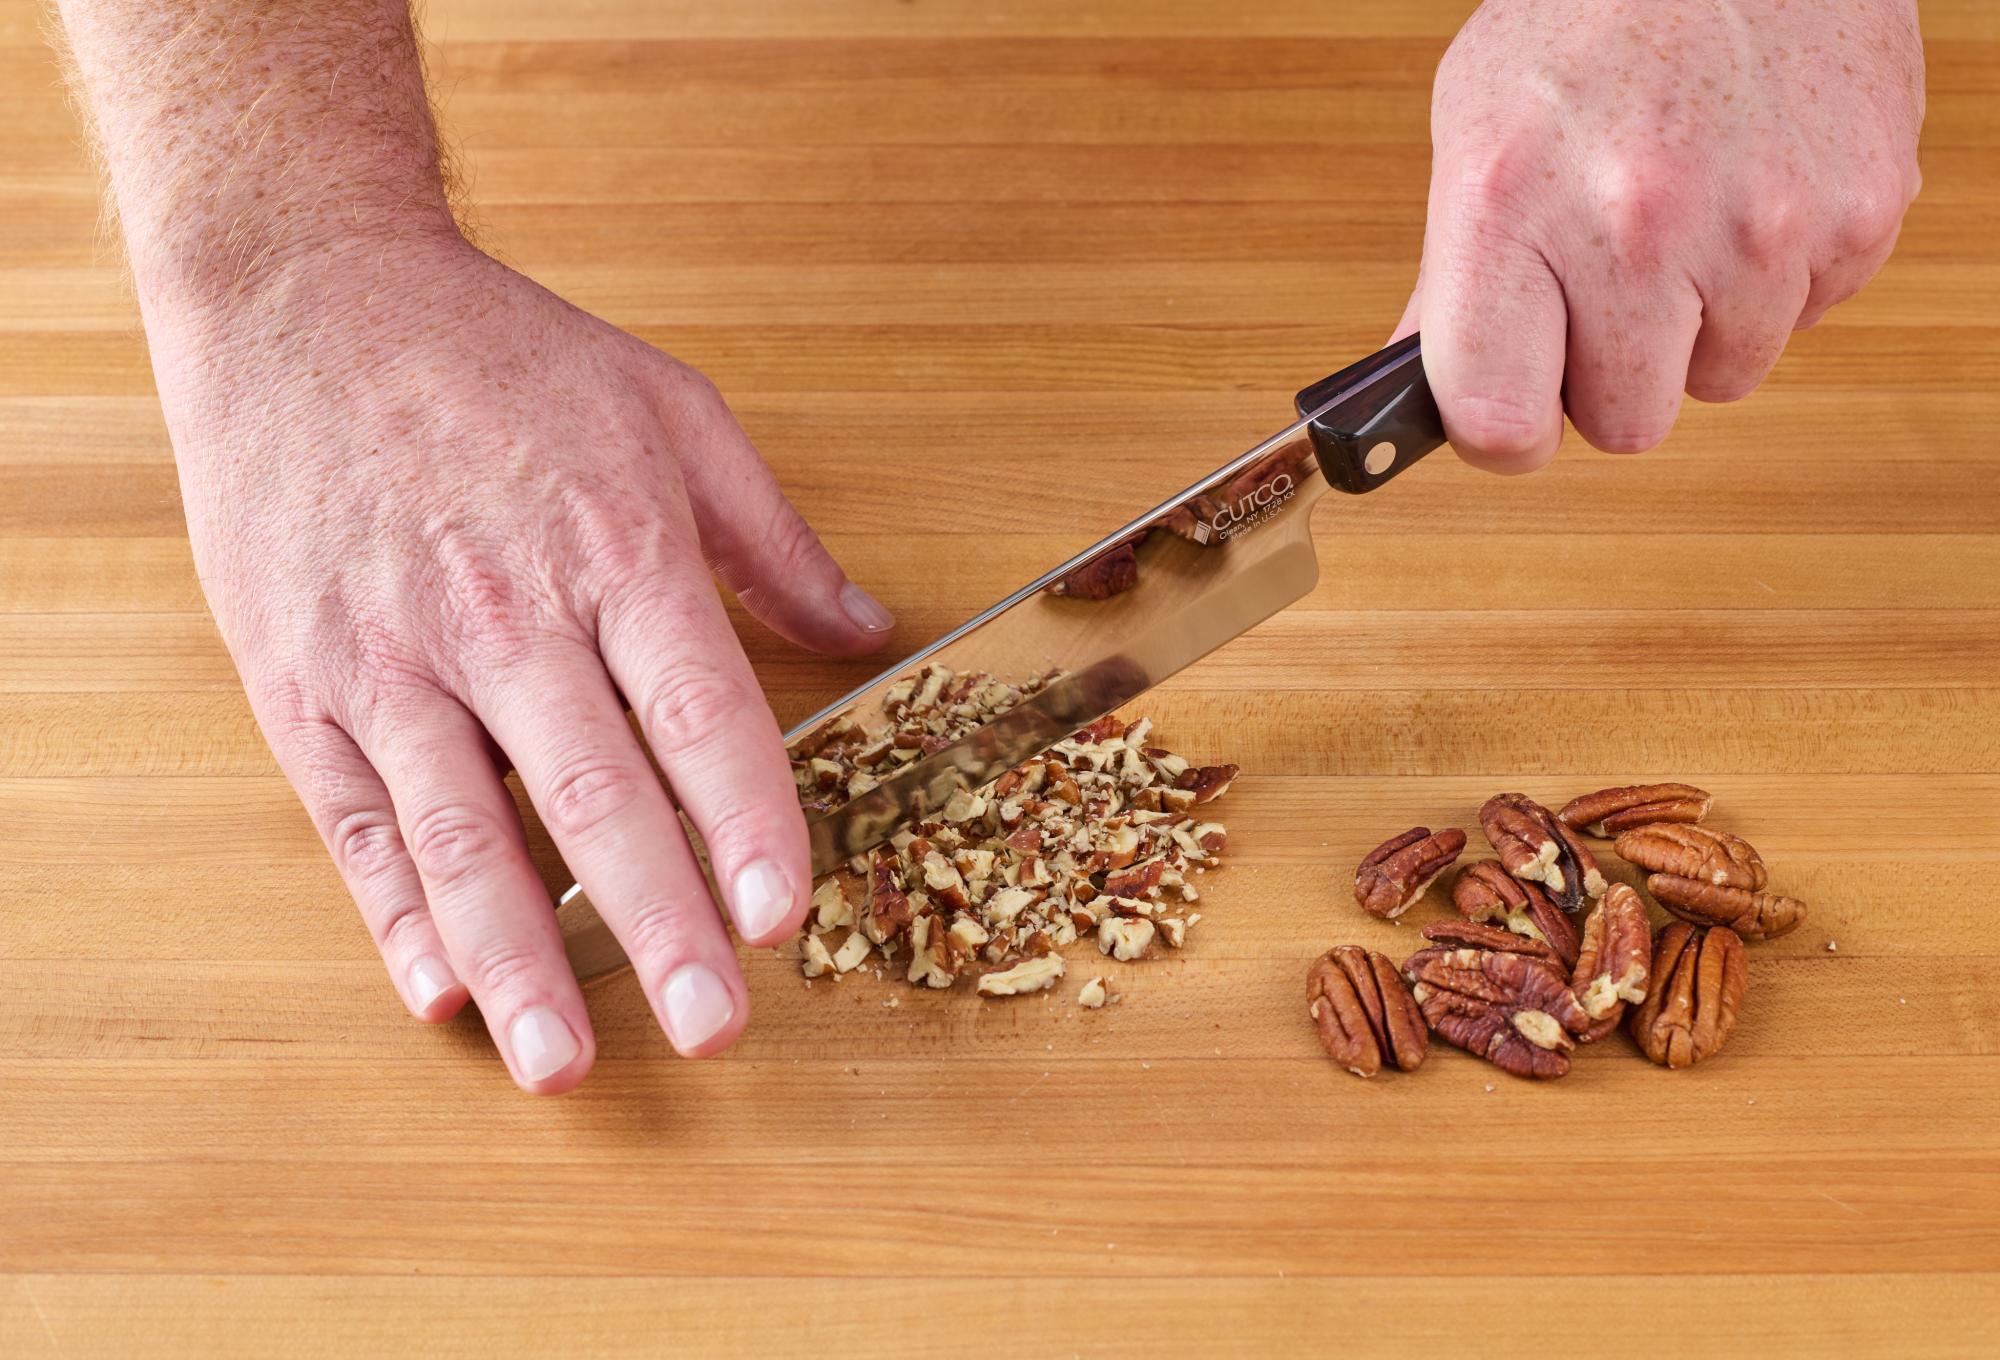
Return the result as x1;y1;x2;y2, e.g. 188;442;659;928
556;334;1447;981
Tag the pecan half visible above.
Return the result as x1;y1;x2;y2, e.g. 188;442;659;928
1614;823;1767;891
1418;917;1567;968
1570;883;1653;1042
1558;783;1713;837
1306;945;1428;1078
1647;874;1807;942
1403;939;1591;1080
1628;922;1747;1068
1354;826;1467;919
1450;860;1580;967
1479;792;1607;913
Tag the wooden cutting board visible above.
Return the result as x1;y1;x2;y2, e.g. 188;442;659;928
4;0;1997;1353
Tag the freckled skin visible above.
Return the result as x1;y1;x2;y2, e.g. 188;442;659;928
53;0;899;1095
1398;0;1925;470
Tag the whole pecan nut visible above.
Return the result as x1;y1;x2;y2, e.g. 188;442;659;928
1403;938;1591;1080
1558;782;1714;837
1614;823;1767;891
1451;859;1581;968
1628;922;1748;1068
1306;945;1428;1078
1354;826;1467;919
1648;874;1807;942
1479;792;1607;913
1570;883;1653;1042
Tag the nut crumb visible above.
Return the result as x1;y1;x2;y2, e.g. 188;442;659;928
1825;940;1838;952
1483;1083;1495;1093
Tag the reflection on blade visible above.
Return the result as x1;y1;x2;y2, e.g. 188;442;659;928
789;423;1329;875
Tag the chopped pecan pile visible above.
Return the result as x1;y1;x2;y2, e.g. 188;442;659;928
799;713;1232;1000
1307;945;1428;1078
790;663;1065;817
1353;826;1466;920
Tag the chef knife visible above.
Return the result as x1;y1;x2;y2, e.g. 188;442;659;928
556;333;1447;981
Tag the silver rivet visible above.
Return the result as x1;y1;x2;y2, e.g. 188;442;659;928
1363;441;1397;475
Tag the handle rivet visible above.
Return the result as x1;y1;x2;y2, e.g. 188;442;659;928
1363;441;1397;475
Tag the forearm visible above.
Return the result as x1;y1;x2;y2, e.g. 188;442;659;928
53;0;459;320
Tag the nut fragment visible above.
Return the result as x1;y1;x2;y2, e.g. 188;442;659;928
1450;860;1580;968
1078;976;1109;1008
1613;823;1767;891
1558;783;1714;837
1570;883;1653;1042
1647;874;1807;942
800;935;835;978
1354;827;1467;919
1479;793;1607;913
1306;945;1428;1078
1098;917;1156;961
1403;940;1591;1081
976;954;1065;996
1628;922;1747;1068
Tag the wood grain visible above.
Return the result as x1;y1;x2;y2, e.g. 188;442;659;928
4;0;1998;1354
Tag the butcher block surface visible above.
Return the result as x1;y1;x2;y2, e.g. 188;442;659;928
3;0;1998;1354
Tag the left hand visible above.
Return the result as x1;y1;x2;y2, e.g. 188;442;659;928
1400;0;1926;470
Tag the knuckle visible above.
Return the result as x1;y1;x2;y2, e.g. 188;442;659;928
1595;151;1692;265
329;807;409;885
639;655;754;758
424;526;533;657
1732;199;1804;268
733;511;828;613
612;896;714;972
371;897;434;955
1446;143;1539;219
1838;178;1907;254
404;801;508;890
459;938;548;1000
540;756;650;843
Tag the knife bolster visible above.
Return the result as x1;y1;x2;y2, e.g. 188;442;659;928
1295;332;1448;495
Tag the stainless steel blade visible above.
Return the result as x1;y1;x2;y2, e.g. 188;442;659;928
557;417;1330;981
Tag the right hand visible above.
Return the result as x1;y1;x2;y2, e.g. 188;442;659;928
152;229;895;1093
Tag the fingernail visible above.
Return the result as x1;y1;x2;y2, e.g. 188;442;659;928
732;859;797;940
839;581;895;633
508;1006;580;1083
406;954;457;1015
662;964;735;1053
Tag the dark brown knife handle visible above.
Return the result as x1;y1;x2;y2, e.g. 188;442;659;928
1294;332;1447;495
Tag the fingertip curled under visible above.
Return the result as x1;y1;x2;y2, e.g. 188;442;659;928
662;962;742;1057
404;953;467;1022
732;858;804;944
508;1004;586;1090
